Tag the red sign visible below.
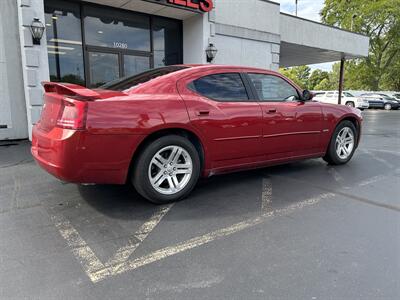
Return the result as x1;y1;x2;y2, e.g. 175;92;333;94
167;0;214;12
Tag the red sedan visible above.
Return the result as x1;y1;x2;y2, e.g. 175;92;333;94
32;65;362;203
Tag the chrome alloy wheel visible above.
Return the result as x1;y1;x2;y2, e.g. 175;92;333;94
335;127;355;160
148;146;193;195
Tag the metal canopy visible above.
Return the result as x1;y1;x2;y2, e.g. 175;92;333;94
280;42;362;67
279;13;369;67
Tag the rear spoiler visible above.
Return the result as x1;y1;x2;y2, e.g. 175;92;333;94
41;82;101;100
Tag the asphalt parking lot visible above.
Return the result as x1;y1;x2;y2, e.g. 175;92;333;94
1;110;399;299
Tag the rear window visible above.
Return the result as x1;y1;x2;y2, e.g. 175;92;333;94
190;73;249;102
100;66;189;91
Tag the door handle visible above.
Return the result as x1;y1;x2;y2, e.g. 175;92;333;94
266;108;277;114
196;110;210;116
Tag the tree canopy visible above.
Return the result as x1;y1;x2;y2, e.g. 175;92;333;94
320;0;400;91
280;1;400;92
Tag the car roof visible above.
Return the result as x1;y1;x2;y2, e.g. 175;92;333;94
180;64;282;75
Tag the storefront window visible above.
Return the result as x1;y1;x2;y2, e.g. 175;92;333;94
44;1;182;87
88;52;119;88
153;17;182;68
45;0;85;85
124;55;150;77
84;6;151;52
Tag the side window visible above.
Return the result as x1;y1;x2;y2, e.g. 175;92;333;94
190;73;249;102
247;73;299;101
326;92;335;98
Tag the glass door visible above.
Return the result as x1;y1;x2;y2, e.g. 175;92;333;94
87;48;151;88
87;51;119;88
123;55;150;77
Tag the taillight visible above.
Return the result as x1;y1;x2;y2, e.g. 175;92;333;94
56;98;87;130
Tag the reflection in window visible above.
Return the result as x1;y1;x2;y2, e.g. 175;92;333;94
248;74;299;101
191;73;249;102
153;18;182;68
124;55;150;77
45;0;85;85
84;6;150;51
88;52;119;88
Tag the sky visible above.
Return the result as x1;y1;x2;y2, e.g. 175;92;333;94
272;0;334;71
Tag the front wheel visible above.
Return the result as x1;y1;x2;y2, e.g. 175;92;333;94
345;101;355;107
384;103;392;110
323;121;357;165
132;135;201;204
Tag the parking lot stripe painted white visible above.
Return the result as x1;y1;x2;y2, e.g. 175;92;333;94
105;204;173;266
89;192;336;282
361;149;394;169
357;175;387;187
261;178;272;213
51;204;173;282
50;174;345;283
51;213;108;282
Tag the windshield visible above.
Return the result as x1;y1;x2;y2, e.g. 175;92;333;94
343;92;354;97
99;66;190;91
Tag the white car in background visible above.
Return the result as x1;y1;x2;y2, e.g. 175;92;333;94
313;91;369;110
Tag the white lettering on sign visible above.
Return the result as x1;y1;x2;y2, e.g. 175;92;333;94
113;42;128;49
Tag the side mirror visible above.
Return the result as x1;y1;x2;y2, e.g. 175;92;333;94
302;90;313;101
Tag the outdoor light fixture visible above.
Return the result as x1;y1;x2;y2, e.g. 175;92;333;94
205;43;218;63
30;18;45;45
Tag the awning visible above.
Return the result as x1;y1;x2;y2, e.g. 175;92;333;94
279;13;369;67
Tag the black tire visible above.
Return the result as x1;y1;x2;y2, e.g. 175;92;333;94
323;120;358;165
384;103;392;110
132;135;201;204
345;101;355;107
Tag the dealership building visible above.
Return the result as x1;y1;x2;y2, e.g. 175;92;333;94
0;0;369;140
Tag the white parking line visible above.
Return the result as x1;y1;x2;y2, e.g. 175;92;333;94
261;178;272;213
105;204;173;266
361;149;394;169
51;204;173;282
357;175;387;187
50;174;336;283
52;213;106;282
90;191;335;282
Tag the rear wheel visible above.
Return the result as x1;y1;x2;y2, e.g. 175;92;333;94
323;121;357;165
132;135;200;204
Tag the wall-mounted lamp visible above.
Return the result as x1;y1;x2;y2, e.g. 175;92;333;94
205;43;218;63
30;18;45;45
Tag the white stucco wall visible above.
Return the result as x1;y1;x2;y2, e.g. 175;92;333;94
214;0;280;35
17;0;50;140
213;35;275;70
183;14;210;64
0;0;28;140
209;0;280;70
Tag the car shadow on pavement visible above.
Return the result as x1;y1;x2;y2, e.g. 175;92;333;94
76;160;328;222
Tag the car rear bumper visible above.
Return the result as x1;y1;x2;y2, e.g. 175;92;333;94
31;125;144;184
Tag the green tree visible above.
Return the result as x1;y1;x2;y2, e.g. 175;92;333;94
321;0;400;90
280;65;311;89
308;69;330;90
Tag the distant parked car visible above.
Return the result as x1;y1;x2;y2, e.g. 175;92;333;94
360;93;400;110
392;93;400;101
312;91;369;110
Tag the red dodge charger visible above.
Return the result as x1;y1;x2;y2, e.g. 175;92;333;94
32;65;362;203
